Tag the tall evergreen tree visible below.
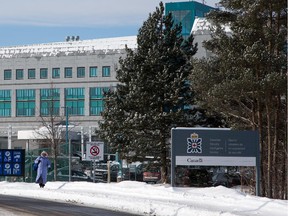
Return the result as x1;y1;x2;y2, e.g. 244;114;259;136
190;0;287;199
98;2;222;183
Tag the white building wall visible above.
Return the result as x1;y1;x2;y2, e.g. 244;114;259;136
191;17;232;59
0;36;137;149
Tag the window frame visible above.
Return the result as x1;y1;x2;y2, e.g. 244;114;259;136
89;66;98;77
77;67;85;78
28;68;36;79
102;66;111;77
40;88;60;116
16;69;24;80
64;67;73;78
52;68;60;79
89;87;109;116
65;88;85;116
40;68;48;79
16;89;36;116
4;69;12;80
0;89;11;117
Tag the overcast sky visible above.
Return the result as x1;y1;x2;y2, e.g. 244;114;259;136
0;0;218;47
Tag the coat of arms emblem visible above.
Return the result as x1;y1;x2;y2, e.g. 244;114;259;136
187;133;202;154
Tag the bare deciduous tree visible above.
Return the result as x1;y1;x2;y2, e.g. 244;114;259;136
34;87;68;181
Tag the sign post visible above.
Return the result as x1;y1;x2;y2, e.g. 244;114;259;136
171;128;260;195
0;149;25;181
86;142;104;182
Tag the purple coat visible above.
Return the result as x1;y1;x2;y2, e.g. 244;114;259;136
35;156;51;184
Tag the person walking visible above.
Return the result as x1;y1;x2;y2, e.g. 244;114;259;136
35;151;51;188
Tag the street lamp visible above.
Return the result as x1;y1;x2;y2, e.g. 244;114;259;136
65;106;69;148
63;106;71;182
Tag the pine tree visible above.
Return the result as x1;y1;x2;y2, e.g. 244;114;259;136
98;2;212;183
190;0;287;199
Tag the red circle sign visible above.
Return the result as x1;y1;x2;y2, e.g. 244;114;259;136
90;146;100;156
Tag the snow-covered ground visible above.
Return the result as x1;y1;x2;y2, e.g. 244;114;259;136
0;181;287;216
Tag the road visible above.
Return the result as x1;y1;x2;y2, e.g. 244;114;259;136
0;195;136;216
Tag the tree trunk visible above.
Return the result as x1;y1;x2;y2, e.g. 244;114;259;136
256;95;265;196
52;139;57;181
160;131;167;184
266;100;273;198
272;96;279;198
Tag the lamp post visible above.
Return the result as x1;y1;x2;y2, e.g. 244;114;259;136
65;106;69;149
63;106;71;182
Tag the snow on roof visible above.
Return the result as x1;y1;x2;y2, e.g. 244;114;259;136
191;17;232;35
0;36;137;58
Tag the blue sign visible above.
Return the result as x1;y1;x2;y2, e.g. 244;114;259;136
3;163;12;175
13;151;22;163
4;151;12;162
12;163;22;175
0;149;25;176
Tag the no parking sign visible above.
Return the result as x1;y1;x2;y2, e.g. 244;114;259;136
86;142;104;161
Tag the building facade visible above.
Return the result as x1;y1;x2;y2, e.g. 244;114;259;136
0;36;137;149
165;1;215;39
0;1;215;151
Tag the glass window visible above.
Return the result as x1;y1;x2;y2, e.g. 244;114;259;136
16;89;35;100
0;90;11;117
102;66;110;77
4;70;12;80
41;101;60;116
170;10;192;38
65;88;85;99
0;102;11;117
52;68;60;78
16;102;35;116
77;67;85;78
65;88;85;116
40;68;48;79
28;69;36;79
16;69;24;80
0;89;11;100
65;67;72;78
40;88;60;100
89;66;97;77
16;89;35;116
90;100;104;116
40;88;60;116
90;87;109;116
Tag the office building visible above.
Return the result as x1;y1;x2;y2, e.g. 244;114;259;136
0;1;215;151
0;36;137;149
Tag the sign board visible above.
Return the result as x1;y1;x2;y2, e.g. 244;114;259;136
170;128;260;195
171;128;259;166
0;149;25;176
85;142;104;161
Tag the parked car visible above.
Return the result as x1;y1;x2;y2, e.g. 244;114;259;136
212;172;241;188
142;165;161;184
93;162;129;182
48;167;92;182
128;162;144;181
